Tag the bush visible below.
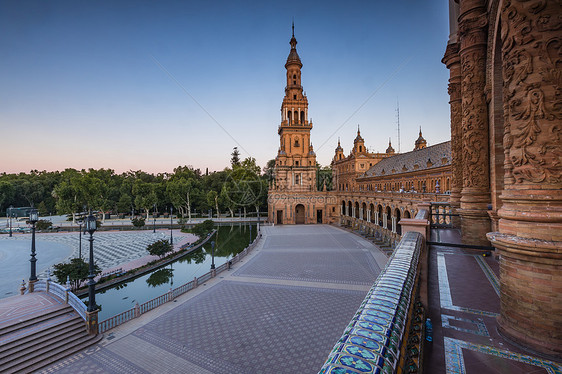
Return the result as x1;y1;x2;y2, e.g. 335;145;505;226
36;220;53;231
132;217;145;228
53;258;100;291
147;239;173;258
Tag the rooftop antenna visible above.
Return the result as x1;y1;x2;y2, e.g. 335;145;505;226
396;99;401;153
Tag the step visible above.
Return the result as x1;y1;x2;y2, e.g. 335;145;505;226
0;304;74;336
0;317;83;361
3;333;102;374
0;323;94;373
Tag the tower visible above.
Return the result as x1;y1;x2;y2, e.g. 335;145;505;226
352;126;366;155
414;127;427;150
274;24;317;192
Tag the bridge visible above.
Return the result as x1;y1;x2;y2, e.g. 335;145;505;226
1;220;561;373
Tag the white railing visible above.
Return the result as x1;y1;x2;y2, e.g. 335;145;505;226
25;279;87;320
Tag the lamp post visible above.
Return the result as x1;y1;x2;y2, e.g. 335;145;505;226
78;220;83;260
153;204;156;233
170;207;173;245
29;209;39;283
210;241;215;270
85;213;97;313
8;205;13;237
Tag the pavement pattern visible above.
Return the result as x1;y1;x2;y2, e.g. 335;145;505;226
0;230;191;274
37;224;388;374
424;229;562;374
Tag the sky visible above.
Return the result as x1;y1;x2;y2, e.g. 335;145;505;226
0;0;451;175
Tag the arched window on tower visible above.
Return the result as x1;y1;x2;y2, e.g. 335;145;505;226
295;174;300;185
288;111;292;125
294;111;299;124
294;137;300;147
293;74;297;85
300;111;305;124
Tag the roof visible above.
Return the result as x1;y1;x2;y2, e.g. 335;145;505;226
360;141;451;179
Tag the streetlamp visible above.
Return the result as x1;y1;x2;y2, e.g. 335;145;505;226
170;207;173;245
153;204;156;233
8;205;13;237
85;213;97;313
78;220;83;260
29;209;39;283
210;241;215;270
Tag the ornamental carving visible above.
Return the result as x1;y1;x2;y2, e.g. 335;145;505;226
460;48;490;189
501;0;562;184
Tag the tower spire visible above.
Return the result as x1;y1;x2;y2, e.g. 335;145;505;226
292;19;294;37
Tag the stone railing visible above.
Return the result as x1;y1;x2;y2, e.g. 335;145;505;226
429;202;458;228
318;231;426;374
98;235;261;334
24;278;87;320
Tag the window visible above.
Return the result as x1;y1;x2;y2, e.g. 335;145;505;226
294;138;300;147
295;174;300;185
295;161;299;166
293;94;297;100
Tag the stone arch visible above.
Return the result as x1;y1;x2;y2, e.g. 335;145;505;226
404;210;411;219
361;202;367;220
295;204;305;224
377;204;383;226
354;201;359;219
395;207;402;235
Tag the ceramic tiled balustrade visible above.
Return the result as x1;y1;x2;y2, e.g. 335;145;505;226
318;231;424;374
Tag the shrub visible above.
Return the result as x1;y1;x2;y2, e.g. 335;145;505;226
132;217;145;228
147;239;173;258
35;220;52;231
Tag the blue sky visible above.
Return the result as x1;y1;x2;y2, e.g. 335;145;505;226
0;0;450;174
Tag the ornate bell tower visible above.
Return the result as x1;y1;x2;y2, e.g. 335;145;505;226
274;24;317;192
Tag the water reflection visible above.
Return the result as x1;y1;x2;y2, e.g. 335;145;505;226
89;223;257;321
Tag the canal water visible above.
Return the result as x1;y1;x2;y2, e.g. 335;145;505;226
88;223;257;321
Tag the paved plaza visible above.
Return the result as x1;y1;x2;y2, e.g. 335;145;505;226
37;225;387;374
0;231;191;299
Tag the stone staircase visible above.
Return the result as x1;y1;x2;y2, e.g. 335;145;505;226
0;303;102;373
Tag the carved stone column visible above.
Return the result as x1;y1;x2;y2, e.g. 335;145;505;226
458;0;491;245
442;42;462;228
487;0;562;357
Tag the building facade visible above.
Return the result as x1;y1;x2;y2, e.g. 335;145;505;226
443;0;561;357
331;128;396;193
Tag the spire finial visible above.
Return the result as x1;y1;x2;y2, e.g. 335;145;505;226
419;126;422;136
357;124;360;135
389;137;392;145
292;20;294;37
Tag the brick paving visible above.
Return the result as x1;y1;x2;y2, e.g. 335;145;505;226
425;229;561;374
37;224;387;374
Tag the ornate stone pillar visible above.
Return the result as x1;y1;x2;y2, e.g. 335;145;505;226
442;42;462;228
487;0;562;357
458;0;491;245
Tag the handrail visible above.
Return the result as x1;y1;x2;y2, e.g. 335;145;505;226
318;231;425;373
25;279;87;320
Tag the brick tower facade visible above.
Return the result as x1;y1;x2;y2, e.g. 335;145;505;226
268;26;337;225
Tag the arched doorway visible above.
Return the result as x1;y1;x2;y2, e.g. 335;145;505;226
295;204;305;224
378;205;383;226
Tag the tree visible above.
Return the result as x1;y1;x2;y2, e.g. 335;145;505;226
132;180;157;219
206;190;220;218
146;239;173;259
53;258;100;291
263;159;276;184
0;181;15;213
190;219;214;238
230;147;241;168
